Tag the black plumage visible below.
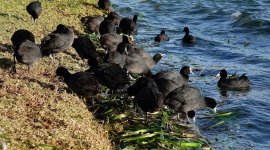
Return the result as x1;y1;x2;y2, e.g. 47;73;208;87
182;27;196;44
128;77;158;96
11;29;41;73
11;29;35;49
98;0;111;11
103;51;126;68
87;59;129;90
116;35;134;54
40;24;75;56
81;16;104;34
72;36;97;61
56;67;100;99
165;84;217;123
106;12;121;26
119;15;138;35
128;77;164;123
26;1;42;22
153;66;193;96
99;33;122;52
155;30;169;42
217;69;250;89
124;52;151;75
99;19;116;35
133;47;164;69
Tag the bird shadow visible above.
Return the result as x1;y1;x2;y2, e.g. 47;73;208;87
63;51;80;60
0;13;23;20
0;43;13;53
0;58;14;70
82;2;99;9
24;77;56;91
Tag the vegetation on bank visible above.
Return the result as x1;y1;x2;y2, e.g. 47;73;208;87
0;0;221;149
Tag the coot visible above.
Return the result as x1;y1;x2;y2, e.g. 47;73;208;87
182;27;195;44
26;1;42;22
56;67;100;99
217;69;250;89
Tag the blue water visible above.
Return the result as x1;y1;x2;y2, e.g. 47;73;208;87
111;0;270;149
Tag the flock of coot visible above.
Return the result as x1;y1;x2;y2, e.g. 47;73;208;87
10;0;251;124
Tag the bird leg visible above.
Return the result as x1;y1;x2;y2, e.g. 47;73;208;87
12;54;16;73
145;112;148;125
28;66;30;73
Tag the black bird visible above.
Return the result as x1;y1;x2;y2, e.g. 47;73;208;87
133;47;164;69
182;27;195;44
72;35;97;61
119;15;138;35
217;69;250;89
11;29;35;49
155;30;169;42
26;1;42;22
128;77;159;96
165;84;217;123
87;59;129;91
56;67;100;99
116;35;134;54
81;16;104;34
124;52;151;76
106;11;121;26
117;41;153;76
11;29;41;73
98;0;111;11
103;50;126;68
100;33;122;52
99;19;116;35
128;77;164;124
40;24;75;57
153;66;193;96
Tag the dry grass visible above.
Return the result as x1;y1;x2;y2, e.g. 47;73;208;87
0;0;111;149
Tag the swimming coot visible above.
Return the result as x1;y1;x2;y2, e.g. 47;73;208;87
155;30;169;42
217;69;250;89
182;27;196;44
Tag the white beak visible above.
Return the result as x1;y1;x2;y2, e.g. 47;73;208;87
216;72;221;77
160;53;166;57
190;67;194;75
212;107;217;113
187;116;196;124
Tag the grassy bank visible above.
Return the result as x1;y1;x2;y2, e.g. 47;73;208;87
0;0;213;149
0;0;111;149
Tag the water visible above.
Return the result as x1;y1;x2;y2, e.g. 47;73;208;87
111;0;270;149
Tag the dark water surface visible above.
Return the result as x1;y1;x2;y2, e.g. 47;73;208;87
112;0;270;149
